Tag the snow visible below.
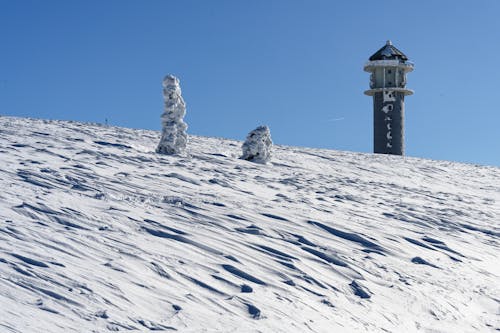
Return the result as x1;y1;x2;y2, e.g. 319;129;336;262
364;60;414;71
241;125;273;164
0;116;499;332
156;75;188;155
364;87;414;97
383;91;396;102
382;104;393;113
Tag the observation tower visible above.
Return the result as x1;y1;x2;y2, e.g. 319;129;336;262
364;40;414;155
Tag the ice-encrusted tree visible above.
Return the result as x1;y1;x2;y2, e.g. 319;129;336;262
156;75;188;155
241;125;272;164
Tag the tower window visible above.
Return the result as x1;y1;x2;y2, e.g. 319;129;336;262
387;69;392;74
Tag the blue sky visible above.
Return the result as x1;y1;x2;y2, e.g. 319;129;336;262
1;1;499;166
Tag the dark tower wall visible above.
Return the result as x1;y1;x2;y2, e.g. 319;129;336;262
373;91;405;155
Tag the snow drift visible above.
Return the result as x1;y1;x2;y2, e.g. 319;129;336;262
0;117;499;332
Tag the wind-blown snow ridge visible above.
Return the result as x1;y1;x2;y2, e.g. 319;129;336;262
0;117;499;332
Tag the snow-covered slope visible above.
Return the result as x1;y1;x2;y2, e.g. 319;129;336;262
0;117;499;332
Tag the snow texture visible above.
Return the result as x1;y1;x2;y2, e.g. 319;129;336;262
0;117;499;333
156;75;188;155
241;125;272;164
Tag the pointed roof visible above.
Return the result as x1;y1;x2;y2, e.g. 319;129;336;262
369;40;408;61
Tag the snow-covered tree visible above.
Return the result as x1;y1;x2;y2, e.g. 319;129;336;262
241;125;272;163
156;75;188;155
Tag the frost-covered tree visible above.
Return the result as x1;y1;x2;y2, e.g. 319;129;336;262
241;125;272;163
156;75;188;155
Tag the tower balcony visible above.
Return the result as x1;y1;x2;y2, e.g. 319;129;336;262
364;87;414;96
364;60;414;73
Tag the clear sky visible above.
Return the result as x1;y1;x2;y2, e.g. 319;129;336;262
1;1;499;166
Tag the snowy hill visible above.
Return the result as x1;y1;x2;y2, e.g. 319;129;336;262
0;117;499;332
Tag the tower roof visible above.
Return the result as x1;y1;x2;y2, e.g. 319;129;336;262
369;40;408;61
